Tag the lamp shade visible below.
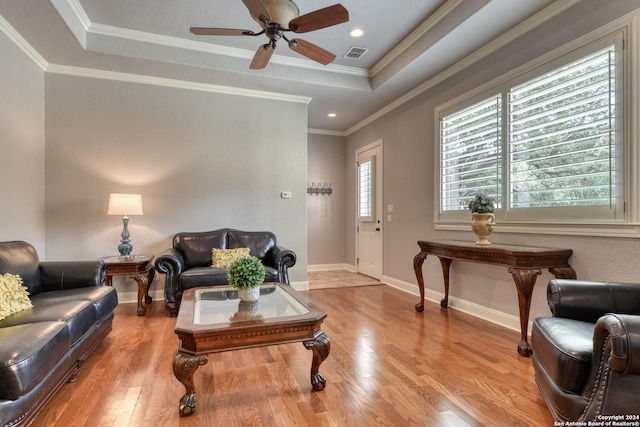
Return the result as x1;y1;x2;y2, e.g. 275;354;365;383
107;193;143;216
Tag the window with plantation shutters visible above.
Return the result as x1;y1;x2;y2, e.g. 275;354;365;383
440;95;502;212
509;46;616;210
436;28;631;232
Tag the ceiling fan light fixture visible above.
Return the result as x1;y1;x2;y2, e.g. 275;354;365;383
192;2;348;69
252;0;300;27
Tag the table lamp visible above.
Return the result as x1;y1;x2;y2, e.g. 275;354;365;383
108;193;143;259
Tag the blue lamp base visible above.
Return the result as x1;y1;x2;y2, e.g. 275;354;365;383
117;216;133;259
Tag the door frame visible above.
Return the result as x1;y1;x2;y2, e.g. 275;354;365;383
355;139;383;278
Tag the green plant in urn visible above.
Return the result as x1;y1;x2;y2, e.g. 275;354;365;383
228;255;266;302
467;193;496;246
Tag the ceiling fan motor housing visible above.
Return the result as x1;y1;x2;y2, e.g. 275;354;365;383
252;0;300;28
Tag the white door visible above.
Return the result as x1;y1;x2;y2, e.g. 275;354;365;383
356;142;383;279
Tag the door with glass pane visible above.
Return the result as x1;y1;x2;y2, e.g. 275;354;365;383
356;143;382;279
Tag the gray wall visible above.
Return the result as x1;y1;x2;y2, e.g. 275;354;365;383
307;133;347;266
346;0;640;323
43;74;308;293
0;31;45;255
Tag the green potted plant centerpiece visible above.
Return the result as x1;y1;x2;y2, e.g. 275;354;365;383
468;193;495;246
228;255;266;302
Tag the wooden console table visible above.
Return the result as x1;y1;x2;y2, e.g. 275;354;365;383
413;240;576;357
103;255;155;316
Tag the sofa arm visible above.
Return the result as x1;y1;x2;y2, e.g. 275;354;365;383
155;248;185;308
595;314;640;375
155;248;185;275
547;279;640;323
39;260;107;291
580;313;640;420
266;245;296;284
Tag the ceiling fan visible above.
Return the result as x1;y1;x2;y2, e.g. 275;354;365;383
190;0;349;69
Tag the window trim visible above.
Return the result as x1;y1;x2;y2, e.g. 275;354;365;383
433;13;639;238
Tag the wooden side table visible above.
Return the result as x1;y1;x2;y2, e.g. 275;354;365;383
102;255;155;316
413;240;576;357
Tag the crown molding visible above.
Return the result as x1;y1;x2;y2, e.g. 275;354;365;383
0;16;311;104
88;22;369;77
0;14;48;70
50;0;90;48
346;0;582;135
46;64;311;104
50;0;368;78
307;128;346;137
370;0;464;77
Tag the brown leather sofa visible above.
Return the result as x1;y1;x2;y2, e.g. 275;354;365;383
155;228;296;316
0;241;118;427
531;279;640;422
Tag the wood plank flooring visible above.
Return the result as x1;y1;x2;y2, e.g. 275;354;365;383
31;275;554;426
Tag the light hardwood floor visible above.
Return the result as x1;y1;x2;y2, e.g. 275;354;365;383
31;273;554;427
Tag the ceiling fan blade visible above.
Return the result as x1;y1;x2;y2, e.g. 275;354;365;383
190;27;256;36
289;38;336;65
289;4;349;33
242;0;272;23
250;44;274;69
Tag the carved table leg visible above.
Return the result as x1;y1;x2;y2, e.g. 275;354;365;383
413;252;427;312
173;350;208;417
303;332;330;391
438;257;453;308
508;267;542;357
132;267;154;316
144;268;155;304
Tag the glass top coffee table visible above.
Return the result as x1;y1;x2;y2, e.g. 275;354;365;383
173;283;330;417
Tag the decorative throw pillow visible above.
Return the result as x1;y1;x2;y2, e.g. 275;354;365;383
0;273;33;321
211;248;251;269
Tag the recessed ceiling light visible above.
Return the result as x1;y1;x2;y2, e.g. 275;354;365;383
349;28;365;38
327;113;337;118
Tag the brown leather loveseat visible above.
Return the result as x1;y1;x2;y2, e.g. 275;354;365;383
155;228;296;316
531;279;640;422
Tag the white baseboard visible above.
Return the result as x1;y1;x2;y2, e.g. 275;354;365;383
291;280;309;291
307;263;356;272
382;275;525;334
116;289;165;304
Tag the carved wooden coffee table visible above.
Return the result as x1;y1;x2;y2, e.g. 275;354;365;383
173;283;330;416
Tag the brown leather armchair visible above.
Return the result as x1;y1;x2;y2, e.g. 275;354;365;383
531;279;640;422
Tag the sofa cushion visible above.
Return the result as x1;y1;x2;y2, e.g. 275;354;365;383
1;297;97;346
228;230;275;259
212;247;250;269
0;321;70;399
180;267;229;289
29;287;118;321
531;317;594;394
264;266;278;282
0;273;33;320
173;231;228;268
